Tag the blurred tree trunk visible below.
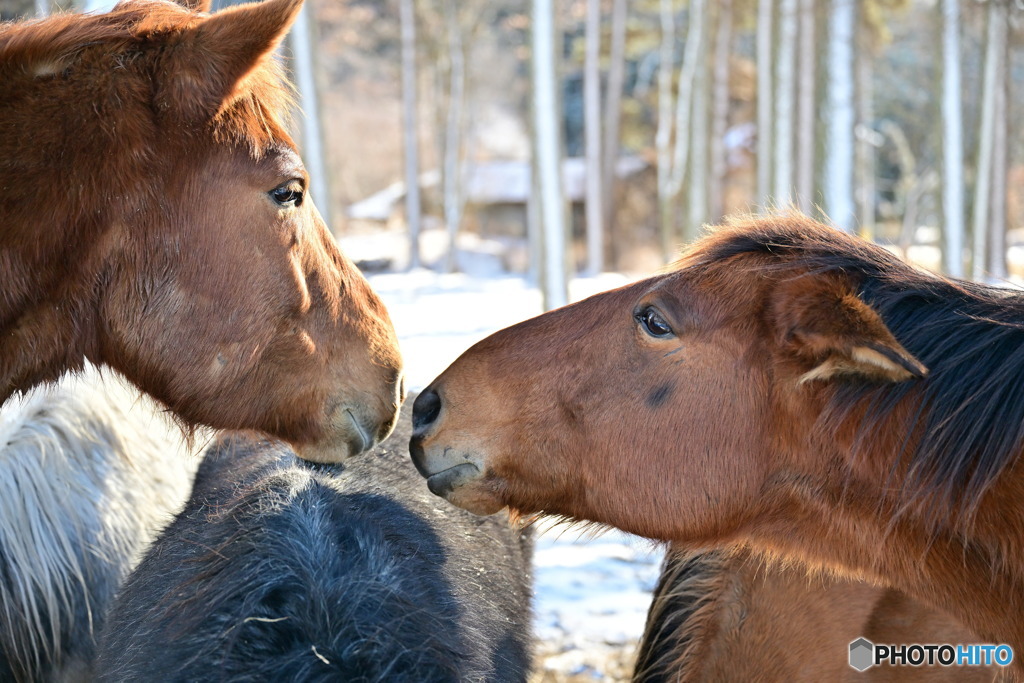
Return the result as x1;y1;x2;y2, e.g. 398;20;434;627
972;0;1008;279
773;0;797;206
686;11;709;241
290;5;334;233
533;0;568;309
400;0;423;269
442;0;466;273
602;0;627;246
855;34;875;239
795;0;816;215
988;10;1009;280
527;154;544;287
656;0;677;258
824;0;855;232
658;0;707;254
675;0;708;242
709;0;733;223
584;0;603;275
879;119;924;253
940;0;965;277
756;0;774;209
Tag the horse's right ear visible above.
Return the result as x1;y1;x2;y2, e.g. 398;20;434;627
164;0;302;118
771;272;928;385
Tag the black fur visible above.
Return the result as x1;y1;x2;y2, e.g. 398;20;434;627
694;217;1024;525
631;549;728;683
645;383;674;409
95;398;533;682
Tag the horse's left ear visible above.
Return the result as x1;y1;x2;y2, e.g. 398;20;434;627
166;0;302;117
771;273;928;384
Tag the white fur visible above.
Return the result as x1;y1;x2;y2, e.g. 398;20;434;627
0;365;203;680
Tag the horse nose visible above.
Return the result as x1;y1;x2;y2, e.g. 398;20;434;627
412;387;442;436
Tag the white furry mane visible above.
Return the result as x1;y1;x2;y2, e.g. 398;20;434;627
0;366;203;678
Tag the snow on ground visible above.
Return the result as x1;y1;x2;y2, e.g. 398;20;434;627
351;236;666;680
530;525;663;680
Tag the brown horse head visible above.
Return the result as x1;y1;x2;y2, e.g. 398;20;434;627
412;213;1024;654
411;215;927;532
1;0;402;462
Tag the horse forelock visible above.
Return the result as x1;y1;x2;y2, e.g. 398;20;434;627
682;214;1024;532
208;60;296;154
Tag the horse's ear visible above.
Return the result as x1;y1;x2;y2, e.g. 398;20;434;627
168;0;302;117
771;273;928;384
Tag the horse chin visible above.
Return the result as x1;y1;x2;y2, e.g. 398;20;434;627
433;472;506;516
293;403;392;464
408;436;505;514
292;439;358;464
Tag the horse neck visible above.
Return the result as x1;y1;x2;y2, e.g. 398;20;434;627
636;548;883;683
750;471;1024;661
633;549;731;681
0;210;112;400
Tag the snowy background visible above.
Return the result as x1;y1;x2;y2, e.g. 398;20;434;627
344;231;666;681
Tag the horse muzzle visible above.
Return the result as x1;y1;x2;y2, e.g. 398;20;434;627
295;398;400;464
409;437;504;515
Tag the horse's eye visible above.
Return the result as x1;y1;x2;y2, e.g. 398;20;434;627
270;184;304;207
637;307;673;338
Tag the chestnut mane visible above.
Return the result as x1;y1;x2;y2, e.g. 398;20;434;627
691;217;1024;528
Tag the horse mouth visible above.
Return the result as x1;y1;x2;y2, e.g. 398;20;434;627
344;408;370;453
409;437;504;515
425;462;481;497
292;406;378;464
424;462;505;515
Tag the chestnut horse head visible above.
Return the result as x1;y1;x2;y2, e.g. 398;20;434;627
412;214;1024;652
411;215;937;529
1;0;402;462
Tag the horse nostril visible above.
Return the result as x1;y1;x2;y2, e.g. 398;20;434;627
412;388;442;434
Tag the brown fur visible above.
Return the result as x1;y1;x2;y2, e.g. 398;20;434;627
411;214;1024;677
635;548;997;681
1;0;403;462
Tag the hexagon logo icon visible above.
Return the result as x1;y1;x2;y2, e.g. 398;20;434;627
849;638;875;672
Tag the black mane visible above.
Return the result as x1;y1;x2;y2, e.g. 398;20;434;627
632;549;735;683
695;215;1024;525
